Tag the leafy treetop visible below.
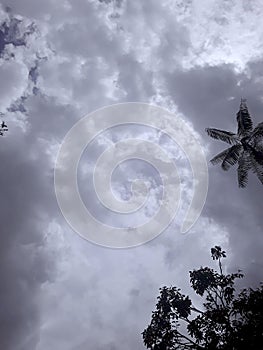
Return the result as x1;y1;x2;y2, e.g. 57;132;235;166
142;246;263;350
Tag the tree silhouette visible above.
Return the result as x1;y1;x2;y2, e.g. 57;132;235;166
0;120;8;136
206;99;263;187
142;246;263;349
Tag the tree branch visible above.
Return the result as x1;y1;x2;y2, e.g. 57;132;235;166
219;257;223;275
191;306;204;314
176;330;206;350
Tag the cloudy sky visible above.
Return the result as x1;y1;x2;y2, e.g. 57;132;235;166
1;1;263;349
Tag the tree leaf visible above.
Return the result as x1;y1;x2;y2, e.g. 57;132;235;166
221;144;243;171
236;98;253;136
205;128;239;145
210;148;231;165
237;151;251;188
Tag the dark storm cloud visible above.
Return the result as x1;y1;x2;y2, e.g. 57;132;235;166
165;64;243;133
0;8;58;350
0;133;58;350
0;28;5;54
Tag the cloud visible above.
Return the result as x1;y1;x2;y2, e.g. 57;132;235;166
0;130;59;349
0;60;28;111
0;1;263;350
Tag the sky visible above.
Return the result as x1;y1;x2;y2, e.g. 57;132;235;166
0;1;263;349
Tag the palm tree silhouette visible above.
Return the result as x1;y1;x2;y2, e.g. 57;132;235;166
206;99;263;188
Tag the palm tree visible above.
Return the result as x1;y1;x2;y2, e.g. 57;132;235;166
206;99;263;188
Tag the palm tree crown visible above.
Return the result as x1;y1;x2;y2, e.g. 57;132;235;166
206;99;263;188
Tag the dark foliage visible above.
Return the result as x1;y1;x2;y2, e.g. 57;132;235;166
142;246;263;349
0;120;8;136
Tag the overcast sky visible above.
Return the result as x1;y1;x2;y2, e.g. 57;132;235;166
1;1;263;349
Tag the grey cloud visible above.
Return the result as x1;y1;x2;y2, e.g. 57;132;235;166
0;11;59;349
1;0;55;20
0;134;58;350
1;1;263;350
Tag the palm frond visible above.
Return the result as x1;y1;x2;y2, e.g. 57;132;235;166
237;151;251;188
252;122;263;140
250;153;263;185
210;148;231;165
205;128;238;145
221;145;243;171
246;144;263;166
236;99;253;136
